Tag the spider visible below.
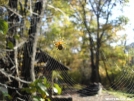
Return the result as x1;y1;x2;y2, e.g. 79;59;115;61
53;38;66;50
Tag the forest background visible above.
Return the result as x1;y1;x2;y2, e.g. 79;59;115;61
0;0;134;100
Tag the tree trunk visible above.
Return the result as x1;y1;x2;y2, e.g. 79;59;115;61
90;64;101;83
21;0;47;100
7;0;19;100
6;0;47;100
103;60;112;85
81;2;101;84
89;38;101;83
90;13;102;83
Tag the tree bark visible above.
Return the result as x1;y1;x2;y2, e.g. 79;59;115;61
7;0;20;100
5;0;47;100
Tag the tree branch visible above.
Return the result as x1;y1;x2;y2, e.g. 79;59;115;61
0;69;31;84
99;0;116;42
0;82;18;90
5;6;23;18
30;0;47;82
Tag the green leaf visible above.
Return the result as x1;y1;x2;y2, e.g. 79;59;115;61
3;92;12;100
40;98;45;101
0;19;8;35
37;83;47;92
0;30;4;34
53;83;62;94
45;92;49;96
46;98;51;101
22;87;35;93
43;78;47;84
7;41;14;49
29;82;36;87
53;87;58;93
14;34;20;40
33;97;40;101
52;71;63;79
43;78;50;88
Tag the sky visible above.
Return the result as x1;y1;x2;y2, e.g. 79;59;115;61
120;0;134;45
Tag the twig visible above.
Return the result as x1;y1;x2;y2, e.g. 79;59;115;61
5;6;23;18
14;39;21;87
14;41;26;50
16;97;26;101
48;4;69;20
0;69;31;84
6;53;15;67
0;82;18;90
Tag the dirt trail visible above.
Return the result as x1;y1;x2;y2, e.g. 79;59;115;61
71;93;120;101
54;91;132;101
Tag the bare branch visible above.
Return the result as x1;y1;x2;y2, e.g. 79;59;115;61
89;0;97;16
14;41;26;50
14;40;21;87
0;82;18;90
30;0;47;82
5;6;23;18
6;53;15;67
16;97;26;101
99;0;116;42
47;4;69;20
0;69;31;84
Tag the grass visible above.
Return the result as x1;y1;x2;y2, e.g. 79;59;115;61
73;84;86;90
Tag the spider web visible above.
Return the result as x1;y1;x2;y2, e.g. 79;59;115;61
0;3;134;101
43;47;134;101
